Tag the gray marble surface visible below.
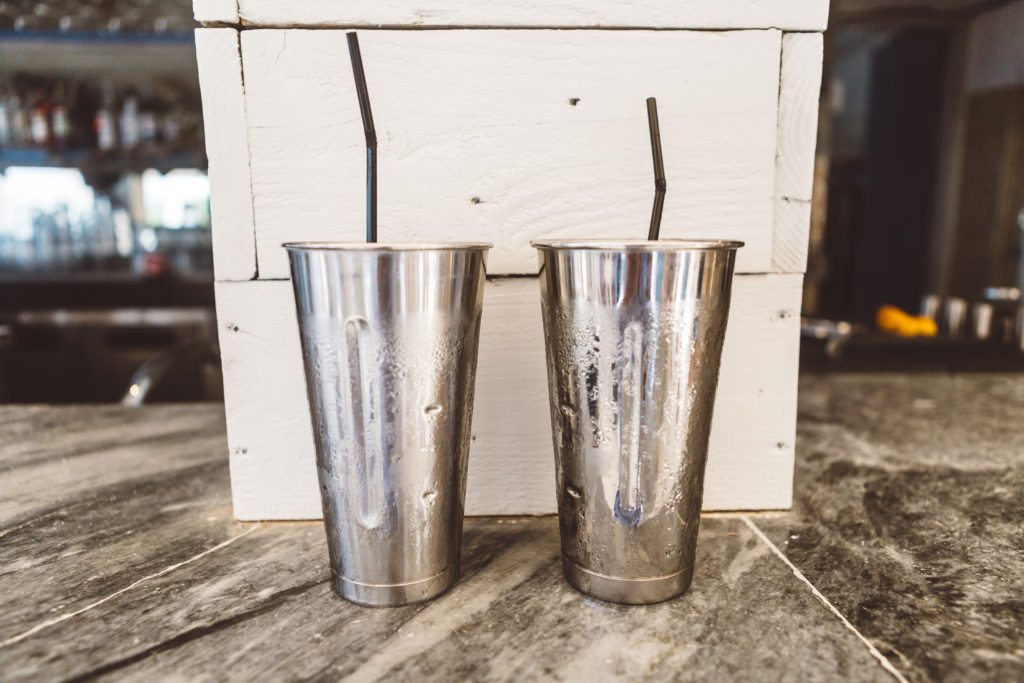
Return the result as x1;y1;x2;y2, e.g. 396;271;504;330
0;373;1021;681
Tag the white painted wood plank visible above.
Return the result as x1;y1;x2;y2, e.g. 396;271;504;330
241;29;781;278
466;279;553;514
216;274;799;519
237;0;829;31
215;280;313;521
193;0;239;25
703;273;801;511
775;32;824;202
771;32;823;276
772;197;812;273
195;29;257;281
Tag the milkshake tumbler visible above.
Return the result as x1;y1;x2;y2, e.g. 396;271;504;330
533;239;741;604
286;242;490;606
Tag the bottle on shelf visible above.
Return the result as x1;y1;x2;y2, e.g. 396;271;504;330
94;81;118;152
29;91;51;147
50;83;71;151
0;85;11;147
119;93;140;149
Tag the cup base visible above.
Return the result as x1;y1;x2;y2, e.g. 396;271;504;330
562;556;693;605
332;564;459;607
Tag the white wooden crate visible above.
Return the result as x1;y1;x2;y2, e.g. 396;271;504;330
240;29;781;278
193;0;828;31
217;274;802;519
194;3;826;518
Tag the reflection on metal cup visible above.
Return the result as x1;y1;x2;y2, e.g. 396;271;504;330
533;239;742;605
943;297;968;336
285;242;490;606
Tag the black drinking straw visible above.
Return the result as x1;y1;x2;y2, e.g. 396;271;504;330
646;97;666;241
346;32;377;243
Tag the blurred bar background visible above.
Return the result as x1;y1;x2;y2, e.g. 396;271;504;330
0;0;1022;404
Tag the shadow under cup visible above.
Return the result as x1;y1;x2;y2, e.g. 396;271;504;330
532;239;742;605
285;242;490;607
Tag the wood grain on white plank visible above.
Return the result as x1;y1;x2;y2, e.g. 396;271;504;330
216;274;799;519
193;0;238;25
195;29;256;281
772;197;812;273
237;0;828;31
775;32;824;202
241;29;781;278
704;273;800;511
772;32;824;275
215;279;313;521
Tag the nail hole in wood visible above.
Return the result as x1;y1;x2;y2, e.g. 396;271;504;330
470;196;482;205
569;98;581;106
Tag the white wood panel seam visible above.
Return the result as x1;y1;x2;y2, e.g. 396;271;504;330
244;29;781;276
771;31;823;274
235;29;260;280
193;0;240;25
770;32;785;267
235;25;809;32
236;0;828;31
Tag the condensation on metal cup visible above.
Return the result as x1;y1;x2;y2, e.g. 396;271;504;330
532;239;743;605
284;242;491;607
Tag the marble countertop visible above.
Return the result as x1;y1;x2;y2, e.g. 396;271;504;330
1;374;1021;682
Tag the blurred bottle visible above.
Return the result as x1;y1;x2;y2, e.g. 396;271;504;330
13;14;40;32
9;93;31;146
0;2;16;31
120;94;140;149
50;83;70;151
29;91;51;147
95;82;117;151
30;2;58;31
0;84;11;146
138;97;159;144
161;107;183;145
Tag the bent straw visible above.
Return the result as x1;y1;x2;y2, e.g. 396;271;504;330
646;97;666;241
346;32;377;243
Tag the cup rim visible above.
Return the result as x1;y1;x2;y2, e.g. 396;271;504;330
283;241;493;252
530;238;744;251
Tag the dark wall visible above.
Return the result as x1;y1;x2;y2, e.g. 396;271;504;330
852;28;948;319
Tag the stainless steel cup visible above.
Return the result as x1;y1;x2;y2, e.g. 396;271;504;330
285;242;491;607
532;239;742;605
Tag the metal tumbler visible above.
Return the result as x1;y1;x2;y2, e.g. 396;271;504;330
533;239;742;605
285;242;491;607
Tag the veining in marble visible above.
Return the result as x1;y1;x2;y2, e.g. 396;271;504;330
753;374;1024;683
1;376;1021;682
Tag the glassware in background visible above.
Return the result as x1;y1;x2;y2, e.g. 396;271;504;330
942;297;968;336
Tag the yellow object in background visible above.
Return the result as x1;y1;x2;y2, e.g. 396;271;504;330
876;305;939;337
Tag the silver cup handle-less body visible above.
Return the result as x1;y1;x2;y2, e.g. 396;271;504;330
285;242;491;607
533;239;742;605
